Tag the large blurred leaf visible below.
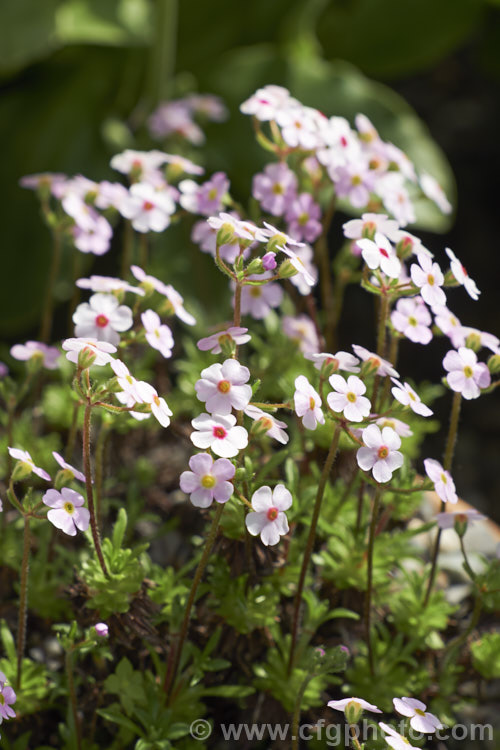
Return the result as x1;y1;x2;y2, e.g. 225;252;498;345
56;0;152;46
316;0;484;78
0;0;60;75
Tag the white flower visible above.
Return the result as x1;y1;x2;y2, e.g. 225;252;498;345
197;327;251;354
343;213;399;242
161;284;196;326
410;252;446;307
391;297;432;345
307;351;360;374
375;417;412;438
379;722;418;750
76;275;145;296
135;381;173;428
424;458;457;504
110;359;143;402
419;172;452;214
62;338;116;367
393;697;443;734
356;232;401;279
8;448;51;481
445;247;480;300
294;375;324;430
73;294;133;346
245;485;292;546
141;310;174;358
352;345;399;378
442;347;490;400
190;413;248;458
357;425;404;483
120;182;175;233
391;379;433;417
244;405;289;444
327;697;382;715
195;359;252;415
327;375;371;422
52;451;85;483
43;488;90;537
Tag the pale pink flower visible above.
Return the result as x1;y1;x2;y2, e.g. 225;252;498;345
191;217;241;263
195;359;252;415
275;106;320;150
327;375;371;422
419;172;452;215
391;380;433;417
239;276;283;320
76;275;145;296
262;251;277;271
197;327;251;354
287;245;318;295
307;351;360;374
327;697;381;714
110;359;143;402
461;326;500;354
294;375;324;430
0;674;16;721
141;310;174;358
375;417;412;438
244;405;289;445
62;337;116;367
282;315;320;355
280;245;316;288
161;284;196;326
179;172;229;216
94;623;109;637
207;212;264;242
73;293;133;346
186;93;228;121
20;171;66;194
356;232;401;279
357;425;403;483
10;341;60;370
445;247;480;300
245;484;292;546
423;458;457;504
8;448;51;481
52;451;85;483
110;149;169;180
147;101;203;143
252;163;298;216
94;181;129;211
190;413;248;458
163;153;204;175
391;297;432;345
285;193;322;243
43;487;90;536
72;215;112;256
410;252;446;307
436;509;486;530
393;697;443;734
379;722;418;750
432;305;465;347
333;159;376;209
442;347;490;400
376;172;416;226
135;381;172;428
343;213;399;242
120;182;175;233
180;453;235;508
240;85;294;121
130;265;165;294
352;345;399;378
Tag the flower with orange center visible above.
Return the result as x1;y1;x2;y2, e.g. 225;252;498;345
195;359;252;416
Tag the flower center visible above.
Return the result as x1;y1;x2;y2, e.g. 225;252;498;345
0;695;4;705
298;212;309;226
272;183;284;194
208;188;217;200
309;397;316;410
213;426;227;439
440;472;447;484
201;474;216;489
351;174;362;185
143;200;154;211
95;314;109;328
377;445;389;459
427;274;435;286
259;417;273;430
340;136;348;147
463;365;473;378
64;502;75;515
217;379;231;394
153;395;160;406
266;506;278;521
346;392;356;403
408;316;417;327
409;391;416;401
415;709;426;717
250;287;262;298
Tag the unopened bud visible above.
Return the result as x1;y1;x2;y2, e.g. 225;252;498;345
487;354;500;374
454;513;469;538
278;259;298;279
266;232;288;253
77;346;97;370
262;251;277;271
465;332;481;352
216;222;236;247
11;461;33;482
396;236;414;259
245;258;265;275
250;416;273;439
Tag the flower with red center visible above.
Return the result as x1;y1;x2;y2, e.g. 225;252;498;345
356;425;404;483
73;293;133;346
356;231;401;279
245;484;292;546
436;509;486;531
120;182;175;233
294;375;324;430
195;359;252;416
445;246;480;300
190;413;248;458
180;453;235;508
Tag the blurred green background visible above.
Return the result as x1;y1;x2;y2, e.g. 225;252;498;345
2;0;500;339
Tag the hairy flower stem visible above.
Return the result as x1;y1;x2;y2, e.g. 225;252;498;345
16;516;31;689
66;648;82;750
364;487;382;677
83;401;108;577
39;227;62;343
163;502;225;701
233;282;242;328
423;391;462;607
66;402;81;462
349;724;363;750
288;423;342;674
95;422;110;528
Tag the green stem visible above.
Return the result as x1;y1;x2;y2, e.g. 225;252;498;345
139;233;148;268
149;0;178;108
83;402;108;577
288;423;341;674
66;648;82;750
291;671;314;750
66;402;81;462
16;516;30;689
39;228;62;343
163;502;225;700
423;391;462;607
459;535;476;581
349;724;363;750
364;487;382;677
95;422;110;528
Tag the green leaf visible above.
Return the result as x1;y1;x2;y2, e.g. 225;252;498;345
471;633;500;679
112;507;128;549
97;705;143;735
0;0;60;76
55;0;152;46
202;684;255;698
